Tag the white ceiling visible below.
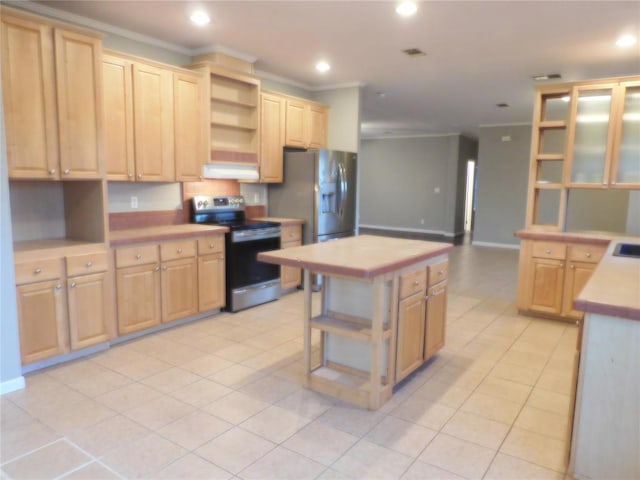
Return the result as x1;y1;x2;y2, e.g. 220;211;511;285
27;1;640;139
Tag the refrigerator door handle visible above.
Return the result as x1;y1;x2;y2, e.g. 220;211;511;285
337;162;347;217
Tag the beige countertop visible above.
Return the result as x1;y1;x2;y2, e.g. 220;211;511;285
515;229;613;245
251;217;304;226
575;238;640;321
258;235;453;279
110;224;228;246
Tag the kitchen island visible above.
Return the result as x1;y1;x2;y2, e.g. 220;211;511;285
569;238;640;479
258;235;453;409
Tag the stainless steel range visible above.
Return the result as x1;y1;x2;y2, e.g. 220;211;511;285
192;195;281;312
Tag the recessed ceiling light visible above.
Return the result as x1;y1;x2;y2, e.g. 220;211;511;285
616;34;637;47
315;61;331;73
190;10;210;26
396;1;418;17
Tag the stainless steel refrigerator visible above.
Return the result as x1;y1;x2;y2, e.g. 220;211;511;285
268;149;357;245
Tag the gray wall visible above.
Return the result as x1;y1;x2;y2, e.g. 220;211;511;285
473;125;531;246
314;86;362;154
261;78;314;100
0;84;23;393
359;135;466;236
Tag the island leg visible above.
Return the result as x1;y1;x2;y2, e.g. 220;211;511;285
302;269;312;387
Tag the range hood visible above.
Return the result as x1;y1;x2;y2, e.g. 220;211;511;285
202;163;259;181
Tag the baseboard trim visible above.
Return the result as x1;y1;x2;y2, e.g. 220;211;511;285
472;240;520;250
0;375;25;395
359;224;447;236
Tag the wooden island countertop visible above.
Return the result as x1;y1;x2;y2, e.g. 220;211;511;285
258;235;453;279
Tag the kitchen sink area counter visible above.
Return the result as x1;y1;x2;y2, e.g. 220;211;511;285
563;236;640;479
259;235;453;410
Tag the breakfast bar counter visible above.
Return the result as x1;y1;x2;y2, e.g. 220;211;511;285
259;235;453;409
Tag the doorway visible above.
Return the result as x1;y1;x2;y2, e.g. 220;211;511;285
464;159;477;233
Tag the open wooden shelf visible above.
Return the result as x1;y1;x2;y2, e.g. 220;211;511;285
211;96;256;108
211;121;257;131
536;153;564;161
310;314;392;342
538;120;567;129
535;182;563;189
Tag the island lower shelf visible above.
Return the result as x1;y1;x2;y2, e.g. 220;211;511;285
259;235;452;409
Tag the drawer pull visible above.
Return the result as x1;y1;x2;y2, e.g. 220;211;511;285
177;248;183;254
154;266;160;272
128;173;133;178
545;249;552;254
138;173;143;179
209;243;215;249
86;261;93;268
63;169;70;175
70;281;76;288
162;266;168;271
55;284;62;290
413;280;420;286
438;270;444;275
135;253;142;260
560;263;564;267
34;268;42;274
48;169;56;175
586;252;592;258
220;256;224;260
570;264;575;269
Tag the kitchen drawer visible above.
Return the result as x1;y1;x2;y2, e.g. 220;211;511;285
160;240;197;261
532;241;567;260
15;258;63;285
66;251;109;276
400;268;427;299
568;244;606;264
428;260;449;287
198;236;224;255
115;244;159;268
281;225;302;243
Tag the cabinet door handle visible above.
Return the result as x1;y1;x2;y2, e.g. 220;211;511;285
438;270;444;275
413;280;420;286
209;243;215;249
128;173;133;178
586;252;592;258
177;248;183;254
570;264;575;269
162;266;168;271
138;173;143;179
63;169;70;175
34;268;42;274
560;263;564;267
70;281;76;288
154;266;160;272
545;249;551;254
55;284;62;290
136;253;142;259
49;169;56;175
220;256;224;260
86;261;93;268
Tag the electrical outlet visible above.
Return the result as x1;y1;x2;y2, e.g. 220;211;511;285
131;196;138;209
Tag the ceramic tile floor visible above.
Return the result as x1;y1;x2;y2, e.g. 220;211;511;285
1;244;579;479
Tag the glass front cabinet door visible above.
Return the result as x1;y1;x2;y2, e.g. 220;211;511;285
611;81;640;187
566;82;640;189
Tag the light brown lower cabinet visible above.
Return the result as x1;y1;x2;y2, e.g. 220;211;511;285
15;250;113;365
395;261;448;383
116;262;161;335
198;253;225;312
67;271;111;350
518;239;606;321
161;257;198;323
16;279;69;364
424;282;447;361
396;291;426;382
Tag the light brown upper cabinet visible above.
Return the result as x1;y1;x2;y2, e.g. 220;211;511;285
2;10;103;180
260;92;286;183
285;98;328;149
103;51;207;182
525;75;640;231
174;72;208;181
565;81;640;189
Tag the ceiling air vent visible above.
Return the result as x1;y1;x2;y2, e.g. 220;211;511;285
403;48;426;57
532;73;562;81
496;103;509;108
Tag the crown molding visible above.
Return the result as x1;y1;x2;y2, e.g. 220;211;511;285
311;82;366;92
254;69;314;91
191;44;258;64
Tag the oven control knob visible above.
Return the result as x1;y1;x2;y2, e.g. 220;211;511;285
197;201;203;208
203;201;209;207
